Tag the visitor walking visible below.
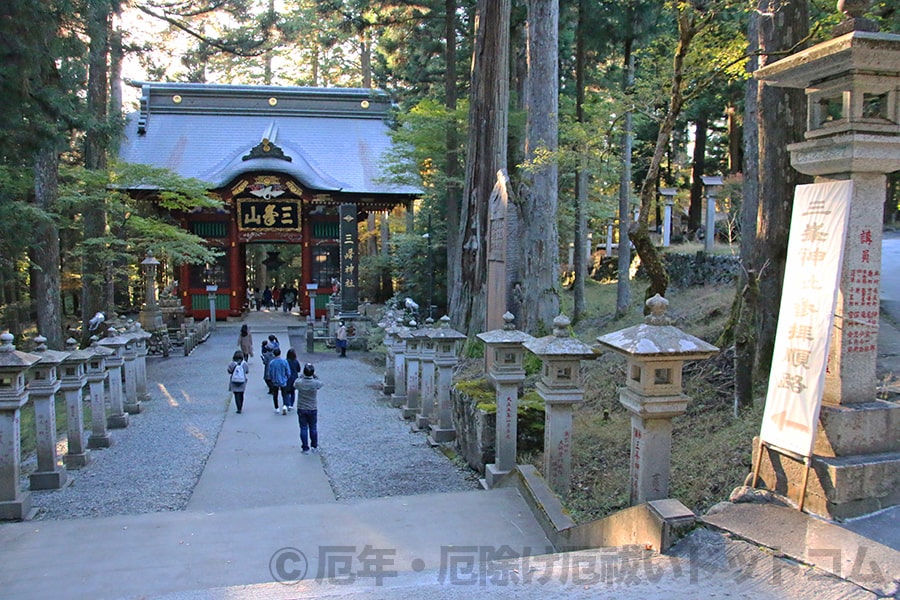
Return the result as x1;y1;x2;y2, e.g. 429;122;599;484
284;348;301;411
262;286;272;310
266;347;290;414
227;350;249;414
294;362;324;454
237;324;254;361
261;340;275;401
336;321;348;357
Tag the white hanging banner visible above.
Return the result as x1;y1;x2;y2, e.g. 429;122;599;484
759;180;853;457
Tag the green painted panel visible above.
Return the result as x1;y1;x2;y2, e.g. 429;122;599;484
191;294;231;310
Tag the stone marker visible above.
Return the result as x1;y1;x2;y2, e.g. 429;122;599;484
131;324;152;402
0;332;39;520
390;327;410;410
597;295;718;505
524;315;596;495
27;335;71;490
121;330;141;415
476;312;533;487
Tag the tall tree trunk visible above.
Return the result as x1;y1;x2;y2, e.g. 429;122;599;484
32;146;63;348
688;114;708;234
449;0;510;337
444;0;461;315
360;34;372;88
572;0;587;322
754;0;810;377
81;0;112;344
616;36;634;317
734;10;760;411
518;0;560;333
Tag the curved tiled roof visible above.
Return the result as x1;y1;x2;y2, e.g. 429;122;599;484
117;81;421;196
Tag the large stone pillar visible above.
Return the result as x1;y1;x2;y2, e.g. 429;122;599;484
338;203;360;316
476;313;532;487
390;328;409;409
524;315;596;495
60;339;92;469
27;335;70;491
0;333;39;520
753;16;900;518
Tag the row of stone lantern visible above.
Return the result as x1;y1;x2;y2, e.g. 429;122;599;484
472;298;718;505
380;315;465;444
0;323;154;521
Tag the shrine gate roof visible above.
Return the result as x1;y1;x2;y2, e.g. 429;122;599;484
117;81;421;197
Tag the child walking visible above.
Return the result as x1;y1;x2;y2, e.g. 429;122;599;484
227;350;249;413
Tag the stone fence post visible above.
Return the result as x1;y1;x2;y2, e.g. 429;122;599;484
86;339;113;449
98;334;129;429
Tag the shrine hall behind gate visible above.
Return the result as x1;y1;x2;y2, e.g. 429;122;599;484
118;81;420;320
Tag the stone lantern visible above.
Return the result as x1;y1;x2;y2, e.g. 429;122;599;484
0;332;39;520
428;315;467;445
401;322;425;420
701;175;723;253
524;314;596;495
120;328;141;415
27;335;71;490
751;3;900;519
139;250;164;331
390;326;411;409
597;295;718;505
415;318;439;430
86;338;113;449
476;312;534;488
60;338;92;469
380;312;399;397
130;324;152;402
98;333;129;429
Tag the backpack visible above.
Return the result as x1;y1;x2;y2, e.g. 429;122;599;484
231;362;246;384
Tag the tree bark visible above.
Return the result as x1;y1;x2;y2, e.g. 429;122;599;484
449;0;510;337
572;0;587;322
754;0;810;377
518;0;560;334
734;9;760;411
32;146;63;348
444;0;461;318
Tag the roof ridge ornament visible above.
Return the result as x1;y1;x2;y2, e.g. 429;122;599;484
242;137;292;162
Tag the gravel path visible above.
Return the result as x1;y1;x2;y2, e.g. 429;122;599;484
22;323;478;521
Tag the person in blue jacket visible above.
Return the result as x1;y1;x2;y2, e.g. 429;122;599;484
266;347;290;414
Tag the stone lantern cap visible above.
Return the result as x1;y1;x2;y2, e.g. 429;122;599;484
62;338;94;364
523;314;596;359
477;312;535;346
596;295;718;361
0;332;40;371
30;335;71;367
88;336;116;359
430;315;466;343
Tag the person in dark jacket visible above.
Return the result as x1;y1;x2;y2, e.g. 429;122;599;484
294;362;324;454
